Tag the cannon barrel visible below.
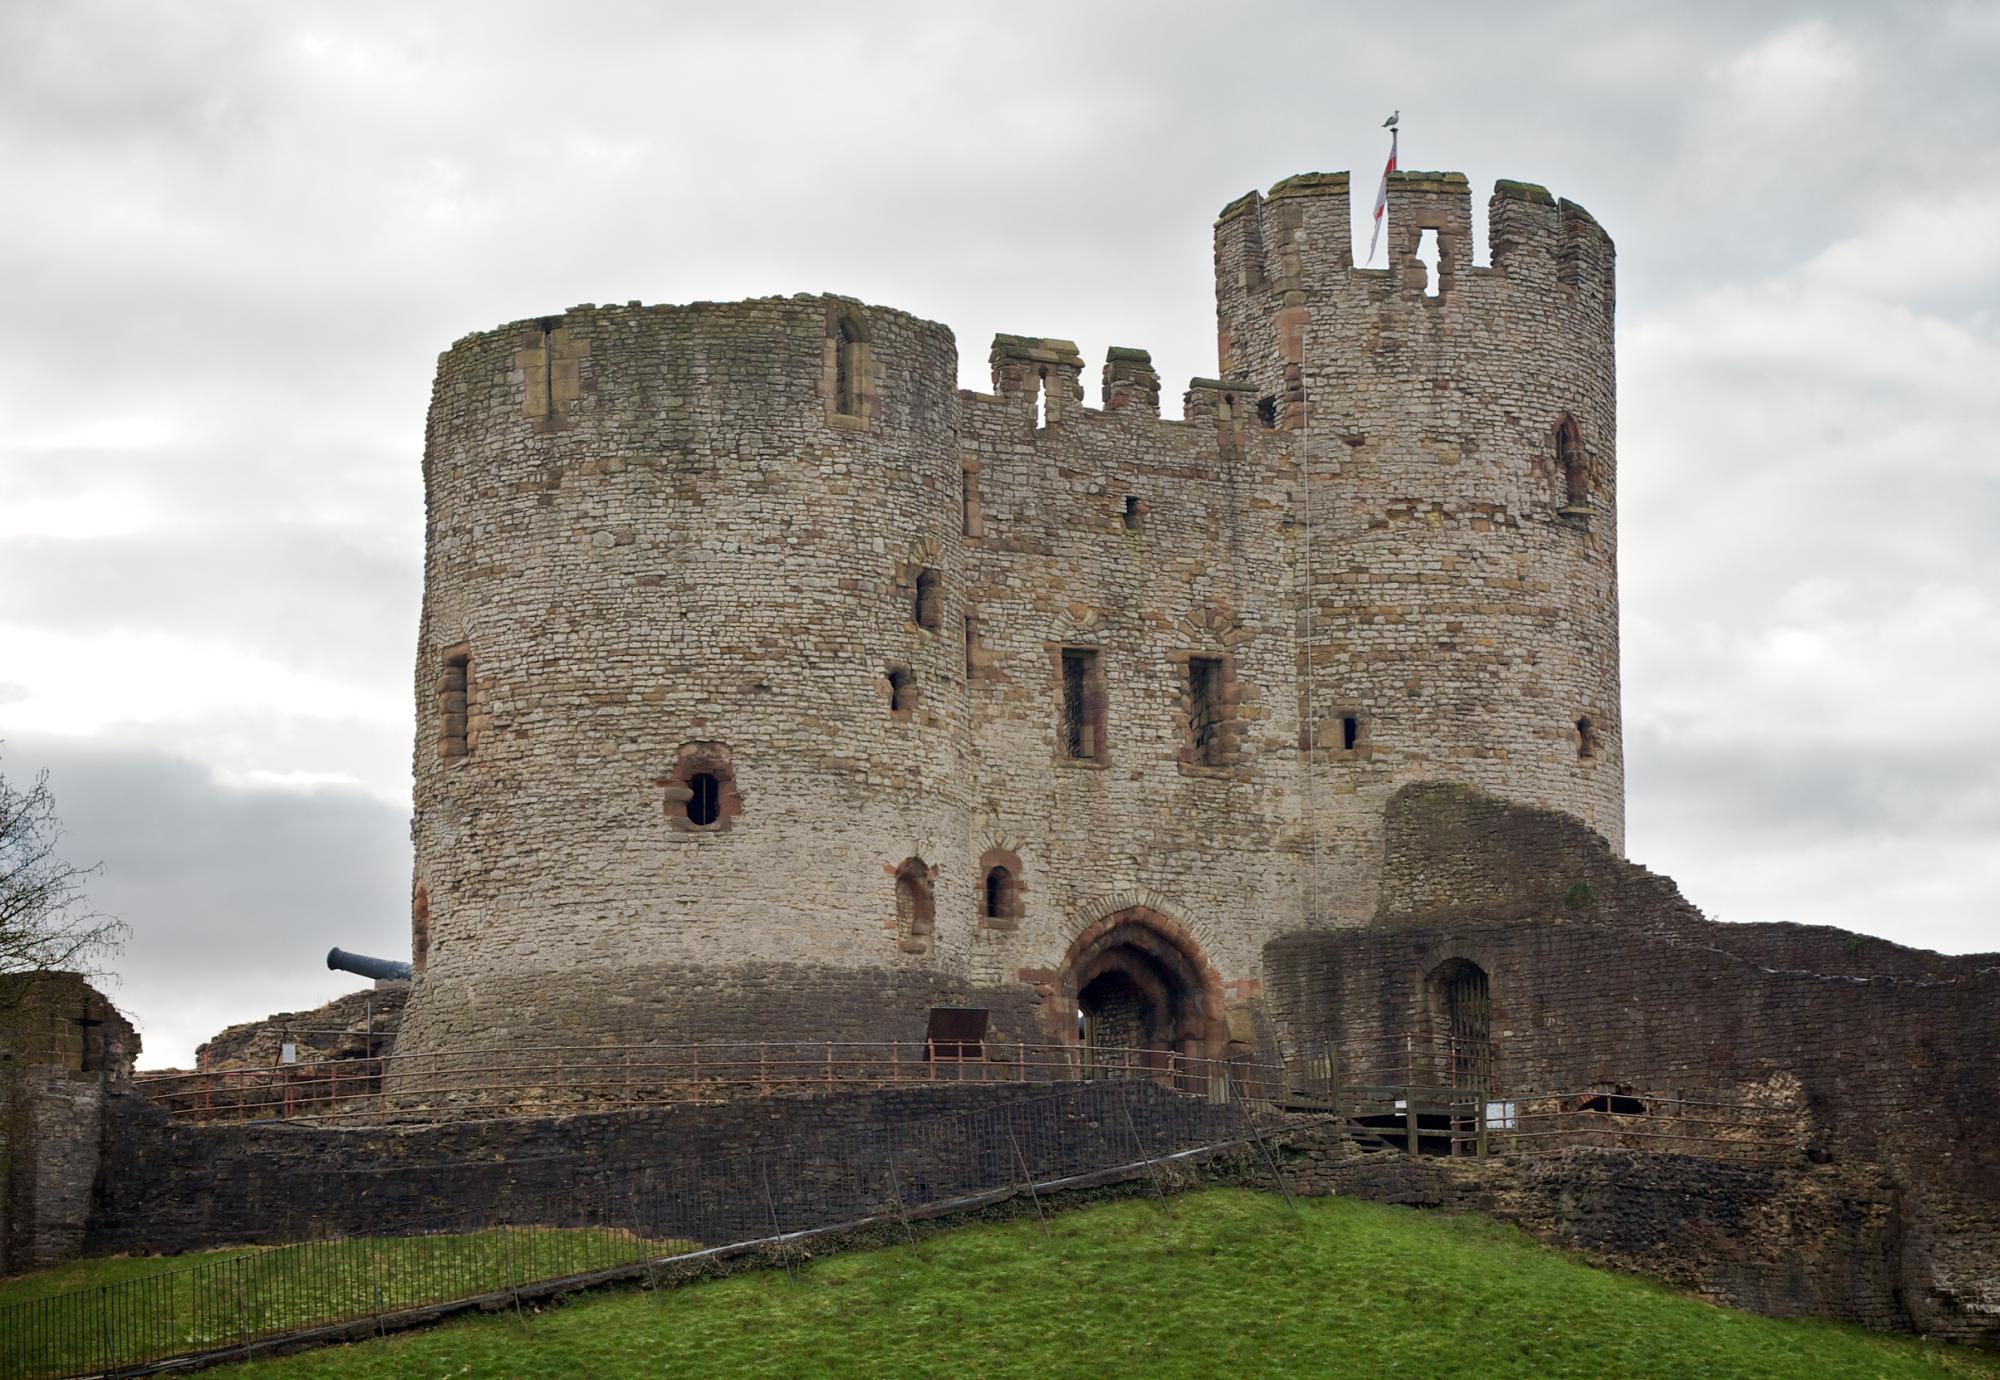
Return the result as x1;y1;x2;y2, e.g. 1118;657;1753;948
326;947;412;982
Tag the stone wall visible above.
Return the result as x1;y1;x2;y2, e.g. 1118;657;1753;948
76;1072;1997;1349
1263;782;2000;1346
0;973;138;1273
399;166;1625;1064
86;1078;1246;1259
1278;1129;1930;1342
191;983;405;1071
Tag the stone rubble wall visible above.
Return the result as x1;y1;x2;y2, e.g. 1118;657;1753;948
0;973;139;1273
1264;782;2000;1348
191;983;406;1071
1277;1130;1959;1344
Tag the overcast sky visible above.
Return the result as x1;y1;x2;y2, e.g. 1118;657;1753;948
2;2;1994;1068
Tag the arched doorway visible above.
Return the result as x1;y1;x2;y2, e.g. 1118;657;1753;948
1059;907;1226;1075
1427;958;1493;1090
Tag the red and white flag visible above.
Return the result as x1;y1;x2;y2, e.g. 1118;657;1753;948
1367;125;1398;265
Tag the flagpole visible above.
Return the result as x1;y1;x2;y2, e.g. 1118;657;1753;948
1367;121;1399;265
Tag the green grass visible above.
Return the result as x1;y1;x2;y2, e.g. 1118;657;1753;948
172;1189;1994;1380
0;1226;677;1377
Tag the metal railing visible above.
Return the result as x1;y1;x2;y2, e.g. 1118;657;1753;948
137;1041;1284;1126
136;1035;1797;1161
1283;1038;1797;1163
1502;1089;1797;1161
0;1077;1281;1380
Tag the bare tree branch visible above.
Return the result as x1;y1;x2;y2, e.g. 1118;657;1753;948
0;743;127;1008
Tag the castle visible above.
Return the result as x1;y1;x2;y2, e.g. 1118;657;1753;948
398;169;1619;1066
3;166;1993;1351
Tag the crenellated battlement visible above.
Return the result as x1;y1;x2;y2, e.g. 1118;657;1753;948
1215;169;1613;315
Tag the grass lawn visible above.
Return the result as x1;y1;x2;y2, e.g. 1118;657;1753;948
186;1189;1997;1380
0;1226;673;1377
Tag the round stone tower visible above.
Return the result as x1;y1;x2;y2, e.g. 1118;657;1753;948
394;167;1621;1064
1214;170;1621;915
399;295;982;1055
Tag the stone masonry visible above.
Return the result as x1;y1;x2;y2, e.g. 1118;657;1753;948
397;169;1622;1065
0;973;139;1272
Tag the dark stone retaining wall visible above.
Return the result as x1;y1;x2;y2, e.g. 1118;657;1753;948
1277;1129;1934;1340
85;1078;1246;1259
57;1069;2000;1354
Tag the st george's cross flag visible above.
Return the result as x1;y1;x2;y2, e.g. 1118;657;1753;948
1367;123;1399;264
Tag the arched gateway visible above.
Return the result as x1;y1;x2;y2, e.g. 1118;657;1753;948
1057;907;1227;1065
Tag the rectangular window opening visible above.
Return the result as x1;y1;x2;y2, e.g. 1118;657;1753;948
1416;229;1442;298
438;648;471;760
1341;714;1359;752
1188;656;1225;767
1060;648;1104;760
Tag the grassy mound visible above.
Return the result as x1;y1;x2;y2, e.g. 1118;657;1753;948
179;1189;1992;1379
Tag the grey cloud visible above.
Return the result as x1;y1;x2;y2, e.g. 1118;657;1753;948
1;2;1995;1063
1628;720;2000;841
0;527;419;681
5;734;409;1069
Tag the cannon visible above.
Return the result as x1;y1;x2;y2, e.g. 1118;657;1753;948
326;947;412;982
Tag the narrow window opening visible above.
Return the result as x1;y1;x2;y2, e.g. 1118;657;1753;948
835;318;861;416
1576;716;1597;760
895;859;934;952
539;320;557;418
961;466;977;537
1059;648;1103;760
1034;368;1048;430
1555;416;1588;507
1342;715;1360;751
914;568;942;631
1416;229;1442;298
76;1015;103;1074
888;667;914;713
964;614;978;677
1256;395;1278;429
984;866;1015;923
687;772;721;826
437;647;471;760
411;883;431;973
1187;656;1225;766
1122;495;1142;531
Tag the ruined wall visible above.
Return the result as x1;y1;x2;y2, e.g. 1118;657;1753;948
0;974;138;1273
1279;1132;1928;1342
1264;783;2000;1345
396;167;1625;1063
191;984;405;1071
